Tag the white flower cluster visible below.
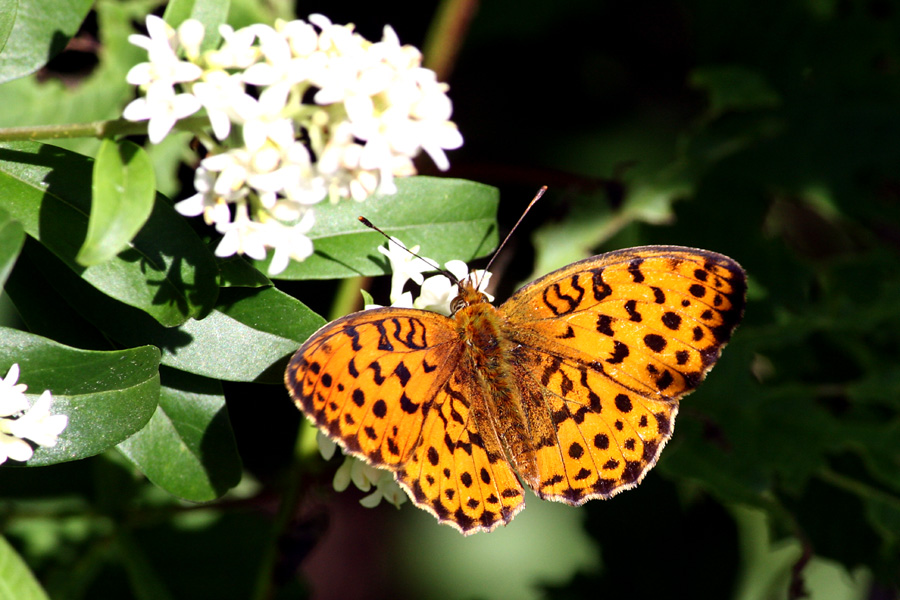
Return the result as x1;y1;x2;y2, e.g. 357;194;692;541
316;238;492;510
124;14;463;275
0;364;68;465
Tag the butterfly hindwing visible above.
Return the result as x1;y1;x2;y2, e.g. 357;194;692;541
396;367;525;534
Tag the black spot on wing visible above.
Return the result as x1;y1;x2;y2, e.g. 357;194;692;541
644;334;667;353
591;269;613;302
606;341;629;364
393;362;412;386
542;275;585;315
627;259;645;282
372;399;387;418
344;325;363;351
374;321;393;351
624;299;642;322
661;312;682;330
368;361;385;385
400;391;420;414
596;314;614;336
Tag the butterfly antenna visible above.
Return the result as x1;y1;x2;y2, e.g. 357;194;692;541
478;186;548;286
358;216;460;285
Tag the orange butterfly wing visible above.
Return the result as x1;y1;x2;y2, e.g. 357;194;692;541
284;307;526;533
499;246;746;503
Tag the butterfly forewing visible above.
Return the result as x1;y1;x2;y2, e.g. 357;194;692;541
285;308;461;468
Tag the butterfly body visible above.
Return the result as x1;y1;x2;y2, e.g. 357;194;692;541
286;246;746;534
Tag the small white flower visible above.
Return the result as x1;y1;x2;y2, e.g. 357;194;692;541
415;273;459;316
127;17;203;88
360;470;407;509
350;460;383;492
128;15;177;57
373;473;408;509
202;149;253;199
391;291;415;308
192;70;260;140
243;24;316;111
214;203;268;260
123;83;201;143
316;430;337;460
207;24;262;70
0;364;29;417
332;458;406;509
5;391;68;448
420;120;464;171
177;19;205;61
334;455;380;494
377;237;436;304
0;432;35;464
332;455;354;492
264;209;316;275
278;19;319;58
174;166;233;227
0;366;67;466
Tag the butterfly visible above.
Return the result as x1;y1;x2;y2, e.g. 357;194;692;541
284;245;746;534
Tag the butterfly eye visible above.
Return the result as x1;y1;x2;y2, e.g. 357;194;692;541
450;295;467;315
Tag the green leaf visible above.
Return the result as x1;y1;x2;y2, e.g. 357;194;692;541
217;255;271;288
4;241;112;350
0;535;50;600
0;0;93;84
0;328;161;466
359;288;375;307
0;0;17;56
11;243;323;382
77;140;156;267
689;66;782;116
163;0;230;51
152;286;324;382
0;207;24;290
117;369;241;502
0;141;218;326
263;177;499;280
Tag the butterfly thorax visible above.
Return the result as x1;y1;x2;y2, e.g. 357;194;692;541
451;278;503;370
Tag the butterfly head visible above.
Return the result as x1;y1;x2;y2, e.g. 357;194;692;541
449;274;492;314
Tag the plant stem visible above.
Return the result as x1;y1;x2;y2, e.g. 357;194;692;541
423;0;480;81
819;467;900;510
0;117;209;142
328;276;367;321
